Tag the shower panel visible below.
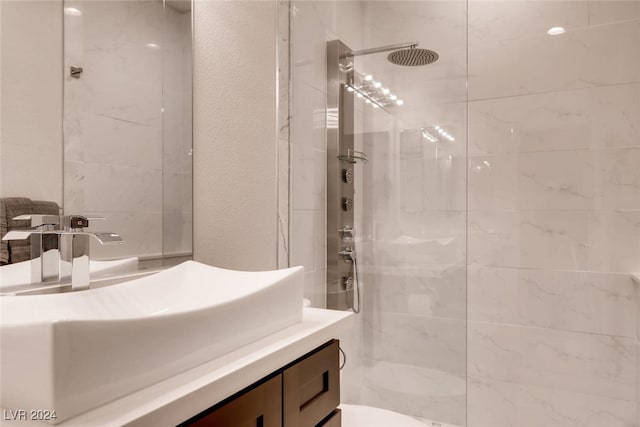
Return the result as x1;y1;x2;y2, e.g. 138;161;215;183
326;39;360;311
326;37;431;311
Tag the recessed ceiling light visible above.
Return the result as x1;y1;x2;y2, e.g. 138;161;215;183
64;7;82;16
547;26;566;35
146;43;160;49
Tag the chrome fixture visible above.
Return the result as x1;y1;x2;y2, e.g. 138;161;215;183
59;215;125;290
341;42;418;59
342;276;354;291
342;168;354;184
342;197;354;212
387;48;439;66
340;41;439;67
339;226;355;239
12;214;61;284
70;66;83;78
327;40;365;313
2;215;124;290
338;247;354;262
338;149;368;164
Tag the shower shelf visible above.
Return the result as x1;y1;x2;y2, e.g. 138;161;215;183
338;150;368;164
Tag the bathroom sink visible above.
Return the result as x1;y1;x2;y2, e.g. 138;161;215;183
0;260;304;424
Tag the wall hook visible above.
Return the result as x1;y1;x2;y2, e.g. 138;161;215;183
70;66;83;78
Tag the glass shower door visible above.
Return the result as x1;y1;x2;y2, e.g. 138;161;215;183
288;0;468;425
355;19;467;423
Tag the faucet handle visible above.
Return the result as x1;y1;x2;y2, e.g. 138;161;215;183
58;215;122;245
338;247;355;262
339;225;355;238
61;215;105;231
63;215;89;230
13;214;60;229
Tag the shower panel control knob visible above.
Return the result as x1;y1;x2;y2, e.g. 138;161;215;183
338;247;354;262
339;226;355;238
343;168;354;184
342;197;353;212
342;276;354;291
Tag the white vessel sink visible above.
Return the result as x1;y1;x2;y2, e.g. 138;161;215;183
0;261;304;424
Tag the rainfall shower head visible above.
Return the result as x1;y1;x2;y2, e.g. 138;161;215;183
387;47;439;67
341;42;439;67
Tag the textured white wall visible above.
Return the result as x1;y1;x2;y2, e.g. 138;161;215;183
193;0;277;271
0;1;63;206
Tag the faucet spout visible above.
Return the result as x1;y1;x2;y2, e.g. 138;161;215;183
91;232;124;245
58;217;124;290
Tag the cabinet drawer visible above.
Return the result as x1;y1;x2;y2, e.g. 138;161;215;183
318;409;341;427
185;375;282;427
283;340;340;427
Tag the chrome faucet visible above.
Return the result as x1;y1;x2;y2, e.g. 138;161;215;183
12;214;61;284
2;214;124;290
59;215;124;290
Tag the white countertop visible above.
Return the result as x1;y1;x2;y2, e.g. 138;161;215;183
1;308;354;427
632;272;640;285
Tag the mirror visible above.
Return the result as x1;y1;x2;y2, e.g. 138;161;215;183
0;0;193;289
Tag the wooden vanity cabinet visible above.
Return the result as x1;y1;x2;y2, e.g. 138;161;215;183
186;375;282;427
179;340;341;427
283;340;340;426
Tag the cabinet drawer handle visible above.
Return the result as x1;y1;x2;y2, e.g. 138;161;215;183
300;370;330;410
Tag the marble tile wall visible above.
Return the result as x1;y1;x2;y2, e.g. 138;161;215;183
467;1;640;426
63;1;192;260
